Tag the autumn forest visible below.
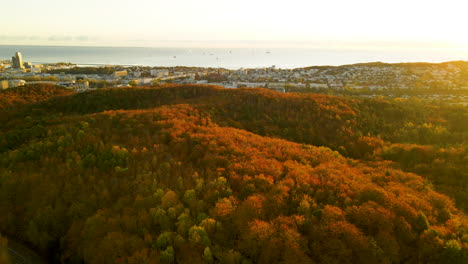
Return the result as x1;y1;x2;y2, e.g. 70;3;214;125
0;84;467;263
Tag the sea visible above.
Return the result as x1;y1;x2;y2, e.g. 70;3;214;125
1;45;467;69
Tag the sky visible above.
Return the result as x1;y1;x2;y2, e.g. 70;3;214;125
2;0;468;49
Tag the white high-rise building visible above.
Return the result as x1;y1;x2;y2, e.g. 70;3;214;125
12;52;24;69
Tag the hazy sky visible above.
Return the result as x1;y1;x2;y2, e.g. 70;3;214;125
2;0;468;48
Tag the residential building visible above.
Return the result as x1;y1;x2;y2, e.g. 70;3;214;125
150;69;169;78
11;52;24;69
8;79;26;88
31;67;41;73
113;70;128;77
0;80;8;89
138;78;155;85
76;80;89;89
309;83;328;89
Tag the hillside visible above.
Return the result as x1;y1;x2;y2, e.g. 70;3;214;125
0;84;73;111
0;84;466;263
14;84;465;209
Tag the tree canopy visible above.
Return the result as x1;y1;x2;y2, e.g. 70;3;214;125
0;84;466;263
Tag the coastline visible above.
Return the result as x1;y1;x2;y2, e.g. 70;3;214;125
1;45;468;69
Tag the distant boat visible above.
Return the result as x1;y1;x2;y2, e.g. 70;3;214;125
173;56;177;58
266;51;271;54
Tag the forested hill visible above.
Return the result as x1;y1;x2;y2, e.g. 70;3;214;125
0;84;73;111
0;84;466;263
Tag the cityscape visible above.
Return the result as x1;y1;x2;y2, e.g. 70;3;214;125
2;52;468;96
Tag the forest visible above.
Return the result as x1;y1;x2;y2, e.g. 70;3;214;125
0;84;466;263
0;234;10;264
44;66;122;75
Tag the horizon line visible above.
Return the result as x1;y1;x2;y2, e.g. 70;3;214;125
1;41;466;50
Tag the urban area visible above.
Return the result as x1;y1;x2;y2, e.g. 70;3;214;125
1;52;468;102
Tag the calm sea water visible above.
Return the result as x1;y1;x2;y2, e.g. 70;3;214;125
1;45;467;69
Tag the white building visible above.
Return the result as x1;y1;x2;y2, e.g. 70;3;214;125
76;80;90;89
30;67;41;73
309;83;328;89
113;70;128;77
12;52;24;69
8;79;26;88
138;78;155;85
233;69;247;75
150;69;169;78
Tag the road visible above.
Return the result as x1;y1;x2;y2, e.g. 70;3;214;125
6;239;47;264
